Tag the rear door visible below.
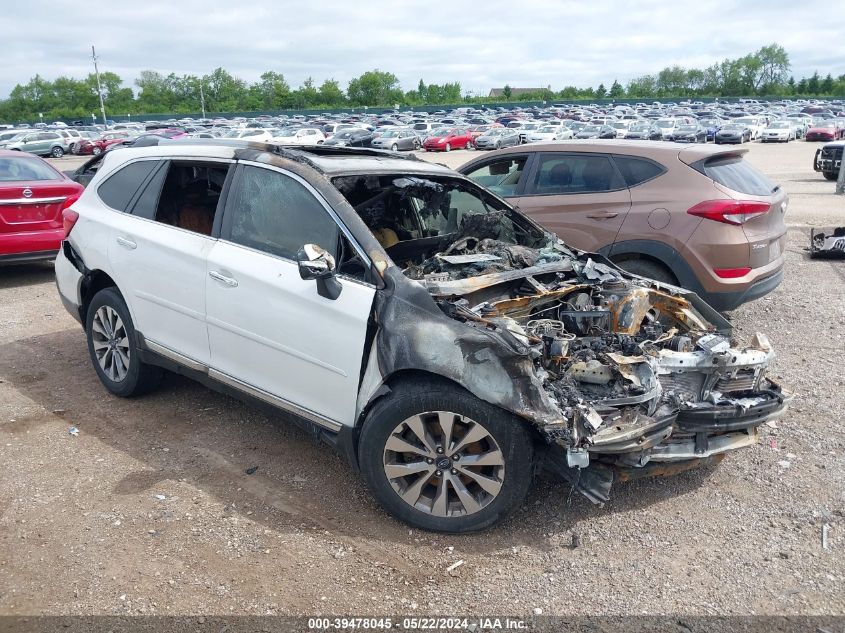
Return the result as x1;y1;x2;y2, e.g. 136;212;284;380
509;152;632;253
205;162;375;426
103;157;233;365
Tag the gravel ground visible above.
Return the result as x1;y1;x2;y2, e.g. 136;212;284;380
0;140;843;617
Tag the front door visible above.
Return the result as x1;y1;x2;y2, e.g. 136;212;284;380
205;163;375;426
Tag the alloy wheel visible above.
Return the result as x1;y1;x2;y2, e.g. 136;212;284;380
382;411;505;517
91;306;130;382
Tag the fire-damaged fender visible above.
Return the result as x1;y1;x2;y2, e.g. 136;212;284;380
355;265;565;431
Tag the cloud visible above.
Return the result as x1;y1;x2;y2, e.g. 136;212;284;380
1;0;842;98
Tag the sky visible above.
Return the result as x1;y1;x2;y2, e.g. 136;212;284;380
2;0;843;99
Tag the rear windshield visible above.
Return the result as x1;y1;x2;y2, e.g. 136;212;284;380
0;156;61;181
698;155;777;196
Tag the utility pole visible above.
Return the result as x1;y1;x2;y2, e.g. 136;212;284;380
837;148;845;195
199;83;206;119
91;45;108;126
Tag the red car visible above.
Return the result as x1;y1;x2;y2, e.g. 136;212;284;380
422;128;475;152
805;121;843;142
0;150;84;263
77;131;135;155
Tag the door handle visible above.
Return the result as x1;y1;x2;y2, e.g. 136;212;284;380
586;211;619;219
116;236;137;249
209;270;239;287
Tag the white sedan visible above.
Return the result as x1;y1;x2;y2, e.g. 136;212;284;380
524;125;574;143
761;121;795;143
272;127;326;145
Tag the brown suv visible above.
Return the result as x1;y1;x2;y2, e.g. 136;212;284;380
458;140;787;311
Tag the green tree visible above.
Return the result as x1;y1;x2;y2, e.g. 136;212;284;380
608;79;624;99
754;44;790;90
595;83;607;99
502;84;512;99
346;69;403;106
318;79;345;107
821;73;834;94
807;71;820;94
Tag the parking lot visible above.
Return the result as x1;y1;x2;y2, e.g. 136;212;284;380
1;140;843;616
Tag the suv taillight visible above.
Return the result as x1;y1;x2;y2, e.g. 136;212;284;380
62;208;79;237
687;199;771;225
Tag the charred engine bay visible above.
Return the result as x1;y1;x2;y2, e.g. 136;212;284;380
337;174;787;491
420;237;785;473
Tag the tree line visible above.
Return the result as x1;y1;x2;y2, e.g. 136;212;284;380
0;44;842;123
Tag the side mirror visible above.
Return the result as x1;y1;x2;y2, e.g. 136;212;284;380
296;244;342;300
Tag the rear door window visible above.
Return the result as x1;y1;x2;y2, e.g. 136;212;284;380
528;153;625;195
696;155;776;196
612;155;666;187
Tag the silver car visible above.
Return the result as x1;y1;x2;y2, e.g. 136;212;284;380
0;131;67;157
370;128;421;151
473;128;521;150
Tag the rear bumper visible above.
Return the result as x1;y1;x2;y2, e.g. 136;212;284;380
0;249;58;264
55;241;85;325
0;229;63;262
697;267;783;312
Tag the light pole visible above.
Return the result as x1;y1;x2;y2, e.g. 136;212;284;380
91;45;108;126
199;83;206;119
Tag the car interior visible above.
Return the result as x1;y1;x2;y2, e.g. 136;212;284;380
155;162;228;236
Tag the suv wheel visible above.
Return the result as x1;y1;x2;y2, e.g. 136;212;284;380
85;288;163;397
358;380;534;532
51;146;64;158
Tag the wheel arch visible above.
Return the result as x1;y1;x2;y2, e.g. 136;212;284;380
80;269;121;323
604;239;701;292
344;368;545;472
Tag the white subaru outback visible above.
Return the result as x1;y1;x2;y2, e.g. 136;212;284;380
55;140;788;532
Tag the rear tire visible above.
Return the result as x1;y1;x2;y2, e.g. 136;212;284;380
358;379;534;533
85;288;163;397
824;172;838;181
51;146;64;158
391;144;398;152
614;258;678;285
92;146;102;156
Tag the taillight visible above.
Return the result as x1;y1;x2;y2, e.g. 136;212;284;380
687;199;771;225
62;208;79;237
61;191;81;211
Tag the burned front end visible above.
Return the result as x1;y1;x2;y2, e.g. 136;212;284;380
336;172;789;504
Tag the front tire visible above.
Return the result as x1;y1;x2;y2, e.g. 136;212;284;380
391;144;398;152
86;288;163;397
358;379;534;533
445;143;451;152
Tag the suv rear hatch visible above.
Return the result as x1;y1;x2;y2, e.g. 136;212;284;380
680;147;787;271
